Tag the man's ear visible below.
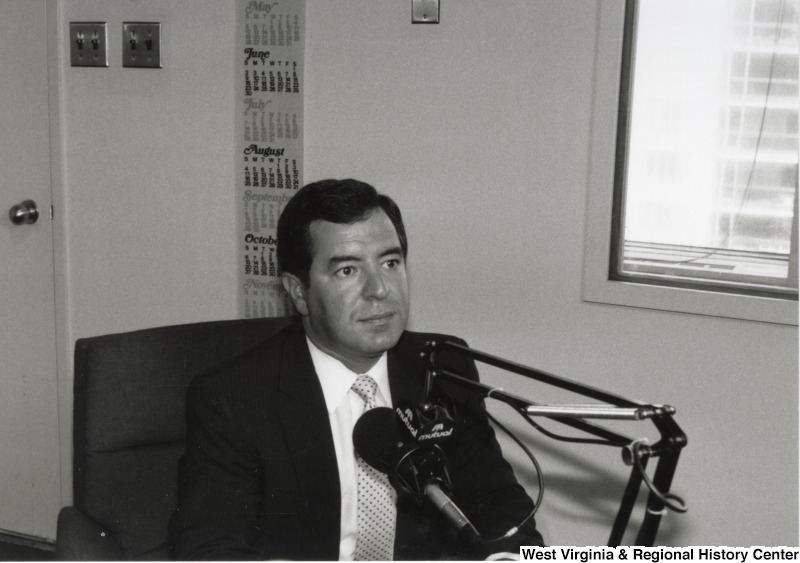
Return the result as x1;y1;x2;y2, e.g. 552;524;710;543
282;273;309;316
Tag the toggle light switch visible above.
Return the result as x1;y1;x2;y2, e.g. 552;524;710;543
122;22;162;68
70;22;108;67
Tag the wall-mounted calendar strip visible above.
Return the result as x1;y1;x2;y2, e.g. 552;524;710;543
236;0;305;318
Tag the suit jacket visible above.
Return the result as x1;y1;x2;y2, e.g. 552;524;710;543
168;320;543;560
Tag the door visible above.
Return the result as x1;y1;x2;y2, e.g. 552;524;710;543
0;0;62;541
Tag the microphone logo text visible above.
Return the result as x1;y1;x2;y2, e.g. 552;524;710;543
418;423;454;442
396;407;418;438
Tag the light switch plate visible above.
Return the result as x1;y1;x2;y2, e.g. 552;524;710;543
70;22;108;67
122;22;162;68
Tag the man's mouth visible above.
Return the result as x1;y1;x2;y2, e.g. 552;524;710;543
360;312;394;323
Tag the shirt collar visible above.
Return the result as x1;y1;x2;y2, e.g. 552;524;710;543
306;337;391;415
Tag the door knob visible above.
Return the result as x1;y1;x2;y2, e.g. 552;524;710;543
9;200;39;225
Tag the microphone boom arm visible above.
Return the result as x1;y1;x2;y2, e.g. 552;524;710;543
421;340;687;547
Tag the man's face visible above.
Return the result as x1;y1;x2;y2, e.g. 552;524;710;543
283;209;410;373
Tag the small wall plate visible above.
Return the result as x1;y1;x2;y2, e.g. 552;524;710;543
412;0;439;23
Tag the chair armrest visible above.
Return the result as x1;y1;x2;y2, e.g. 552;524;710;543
56;506;126;561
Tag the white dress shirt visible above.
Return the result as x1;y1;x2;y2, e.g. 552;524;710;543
306;337;393;561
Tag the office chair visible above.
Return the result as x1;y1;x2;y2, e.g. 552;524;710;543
56;316;293;560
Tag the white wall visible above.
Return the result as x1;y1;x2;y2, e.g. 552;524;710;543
54;0;798;547
58;0;240;340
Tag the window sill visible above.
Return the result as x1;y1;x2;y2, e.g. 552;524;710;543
583;273;798;326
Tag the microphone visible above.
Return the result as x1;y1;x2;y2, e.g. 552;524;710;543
353;407;479;544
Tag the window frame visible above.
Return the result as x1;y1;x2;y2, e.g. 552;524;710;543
582;0;798;326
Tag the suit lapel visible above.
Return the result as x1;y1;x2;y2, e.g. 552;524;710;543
388;332;427;405
273;325;341;560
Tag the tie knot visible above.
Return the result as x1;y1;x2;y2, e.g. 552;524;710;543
352;374;380;409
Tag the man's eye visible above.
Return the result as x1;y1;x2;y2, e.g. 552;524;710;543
336;266;355;278
384;258;401;269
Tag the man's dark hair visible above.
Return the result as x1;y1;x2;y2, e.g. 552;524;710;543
277;178;408;284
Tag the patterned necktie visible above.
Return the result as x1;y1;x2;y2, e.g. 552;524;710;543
351;374;397;561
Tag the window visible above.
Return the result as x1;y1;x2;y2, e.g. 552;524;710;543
582;1;798;325
613;0;799;299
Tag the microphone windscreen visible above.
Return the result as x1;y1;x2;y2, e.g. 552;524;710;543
353;406;407;473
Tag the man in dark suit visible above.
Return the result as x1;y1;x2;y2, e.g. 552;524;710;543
169;179;544;560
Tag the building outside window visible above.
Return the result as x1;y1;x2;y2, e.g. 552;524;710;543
613;0;799;299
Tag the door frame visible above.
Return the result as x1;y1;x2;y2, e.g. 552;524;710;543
46;0;73;515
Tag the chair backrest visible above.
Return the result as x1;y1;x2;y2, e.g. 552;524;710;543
72;316;293;559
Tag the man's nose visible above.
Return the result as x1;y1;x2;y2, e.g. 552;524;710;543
362;267;389;299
